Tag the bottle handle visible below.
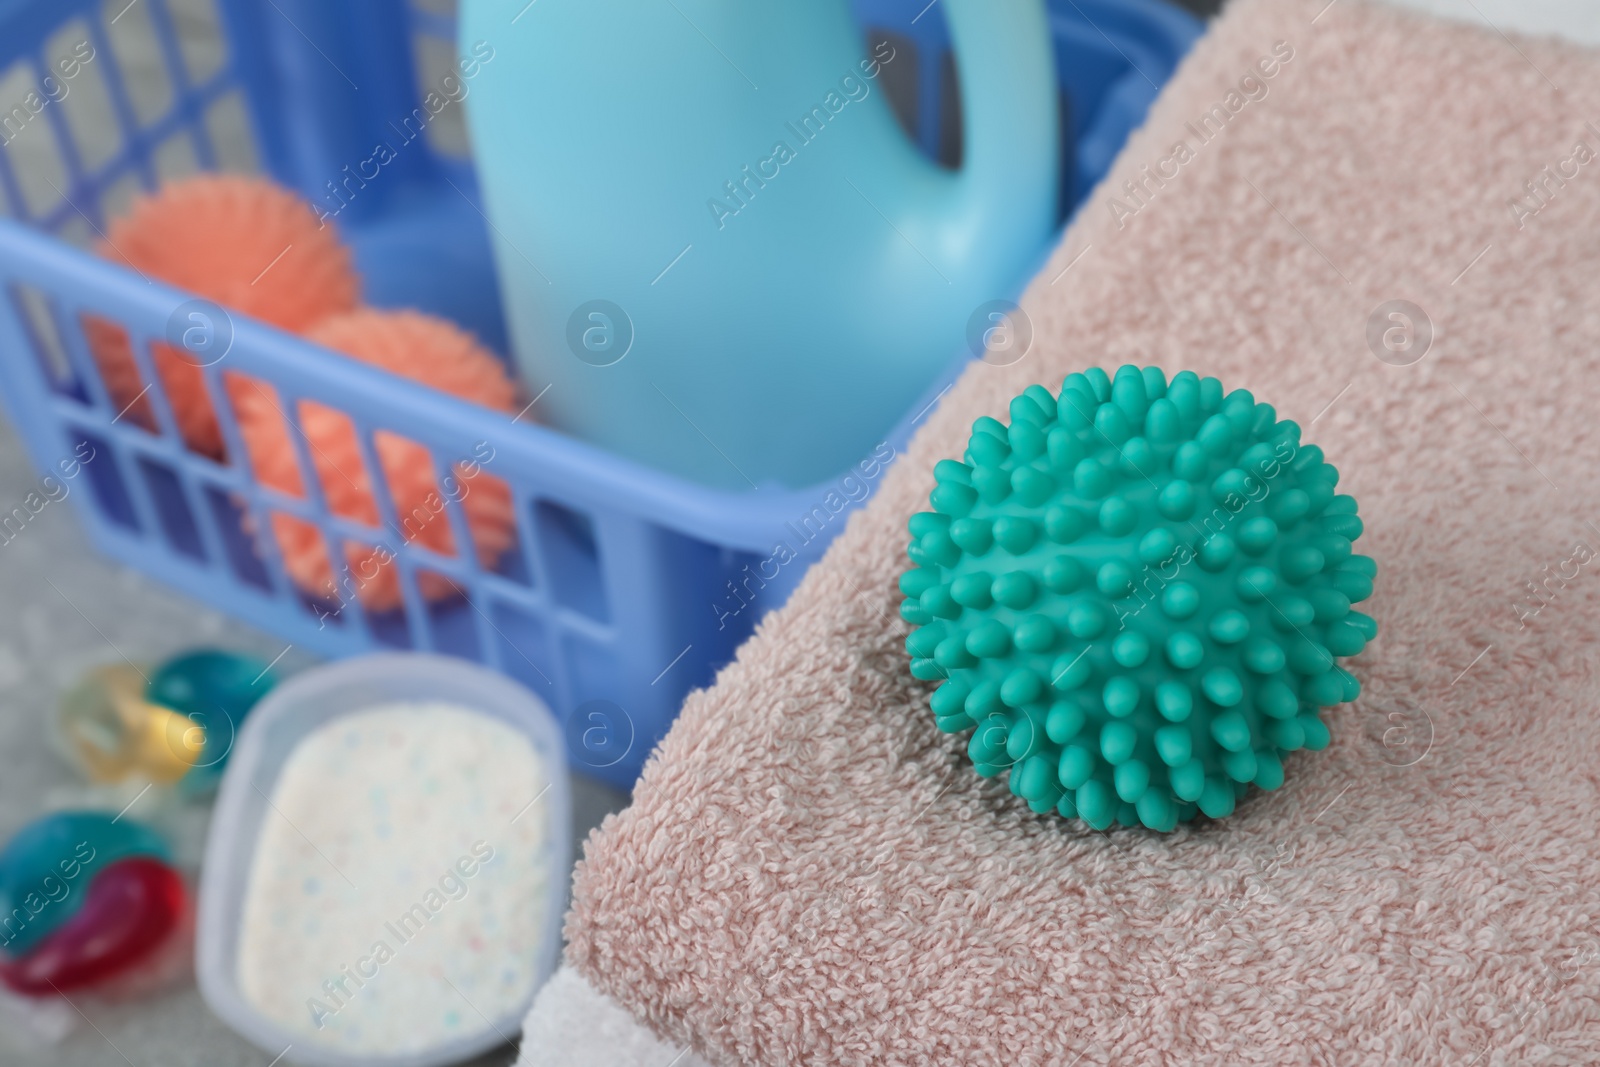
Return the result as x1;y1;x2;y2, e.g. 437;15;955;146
942;0;1060;255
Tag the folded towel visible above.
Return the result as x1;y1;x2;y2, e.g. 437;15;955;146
515;965;712;1067
562;0;1600;1062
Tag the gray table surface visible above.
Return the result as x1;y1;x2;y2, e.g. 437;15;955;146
0;409;629;1065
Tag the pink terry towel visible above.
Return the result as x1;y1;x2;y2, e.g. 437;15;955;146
565;0;1600;1063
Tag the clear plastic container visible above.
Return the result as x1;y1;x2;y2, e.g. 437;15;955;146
195;652;572;1067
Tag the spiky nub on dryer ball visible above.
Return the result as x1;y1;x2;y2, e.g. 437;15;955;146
900;366;1376;832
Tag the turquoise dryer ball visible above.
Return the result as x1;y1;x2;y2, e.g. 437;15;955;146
900;366;1376;831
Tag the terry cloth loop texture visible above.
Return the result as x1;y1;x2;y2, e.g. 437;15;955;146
566;1;1600;1063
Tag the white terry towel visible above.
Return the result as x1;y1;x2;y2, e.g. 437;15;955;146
516;966;714;1067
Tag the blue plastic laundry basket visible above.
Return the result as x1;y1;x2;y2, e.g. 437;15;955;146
0;0;1198;789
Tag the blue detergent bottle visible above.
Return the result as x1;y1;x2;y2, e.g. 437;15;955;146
460;0;1059;491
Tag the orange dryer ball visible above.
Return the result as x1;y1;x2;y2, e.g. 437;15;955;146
86;174;360;458
236;309;520;613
